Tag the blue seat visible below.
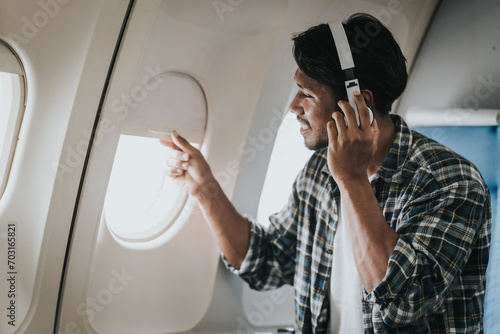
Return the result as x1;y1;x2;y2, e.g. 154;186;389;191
415;126;499;333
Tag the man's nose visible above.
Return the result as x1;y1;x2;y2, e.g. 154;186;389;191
289;93;303;116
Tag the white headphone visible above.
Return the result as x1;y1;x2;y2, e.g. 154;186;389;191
328;21;374;126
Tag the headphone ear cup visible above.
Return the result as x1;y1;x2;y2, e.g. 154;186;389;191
364;99;375;125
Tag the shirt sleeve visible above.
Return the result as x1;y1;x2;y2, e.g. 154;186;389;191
221;171;306;291
364;177;491;327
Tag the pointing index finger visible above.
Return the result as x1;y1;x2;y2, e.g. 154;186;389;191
171;131;197;155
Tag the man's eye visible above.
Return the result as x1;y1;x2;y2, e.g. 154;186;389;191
301;92;312;98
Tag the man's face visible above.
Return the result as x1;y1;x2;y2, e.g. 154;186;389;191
289;68;339;150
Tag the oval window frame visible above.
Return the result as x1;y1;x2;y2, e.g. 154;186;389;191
0;39;27;200
103;71;208;243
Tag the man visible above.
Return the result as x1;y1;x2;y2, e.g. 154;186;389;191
161;14;491;333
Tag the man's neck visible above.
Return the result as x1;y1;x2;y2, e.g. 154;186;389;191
367;114;396;177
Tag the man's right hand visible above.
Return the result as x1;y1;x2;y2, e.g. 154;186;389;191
160;130;218;199
160;130;250;269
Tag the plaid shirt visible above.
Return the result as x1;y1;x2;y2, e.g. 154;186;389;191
224;115;491;333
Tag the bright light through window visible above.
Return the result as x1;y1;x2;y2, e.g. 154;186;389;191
0;42;25;199
0;74;6;148
257;112;313;227
104;135;192;241
0;73;19;151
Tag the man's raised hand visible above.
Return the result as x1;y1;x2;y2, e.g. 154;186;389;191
160;131;218;198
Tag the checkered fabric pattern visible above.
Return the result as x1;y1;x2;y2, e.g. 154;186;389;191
223;115;491;333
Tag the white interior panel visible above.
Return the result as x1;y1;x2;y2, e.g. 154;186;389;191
0;0;131;333
397;0;500;120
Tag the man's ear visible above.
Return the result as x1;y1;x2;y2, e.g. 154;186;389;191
360;89;374;105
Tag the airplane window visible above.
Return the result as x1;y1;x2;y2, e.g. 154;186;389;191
103;71;206;242
104;135;198;241
0;41;25;199
257;111;313;227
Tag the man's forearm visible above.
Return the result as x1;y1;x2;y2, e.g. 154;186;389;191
339;179;399;293
161;131;251;270
194;179;251;270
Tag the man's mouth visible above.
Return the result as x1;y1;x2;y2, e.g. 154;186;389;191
299;121;311;134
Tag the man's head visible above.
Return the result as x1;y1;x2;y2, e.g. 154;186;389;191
289;13;407;150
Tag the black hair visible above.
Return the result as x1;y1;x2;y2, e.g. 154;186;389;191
292;13;408;113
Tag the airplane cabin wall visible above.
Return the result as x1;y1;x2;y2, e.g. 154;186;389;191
0;1;132;333
398;0;500;120
0;0;450;333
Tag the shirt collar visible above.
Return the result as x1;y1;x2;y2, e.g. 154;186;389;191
374;114;412;184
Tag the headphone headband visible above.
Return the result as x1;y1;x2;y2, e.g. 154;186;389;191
328;21;354;71
328;20;374;126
